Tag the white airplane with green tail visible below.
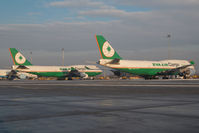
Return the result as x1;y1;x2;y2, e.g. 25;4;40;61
9;48;102;80
95;35;195;79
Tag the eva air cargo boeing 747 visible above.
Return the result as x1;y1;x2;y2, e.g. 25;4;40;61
9;48;102;80
95;35;195;79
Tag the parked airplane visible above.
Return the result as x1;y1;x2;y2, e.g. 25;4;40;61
95;35;195;79
9;48;102;80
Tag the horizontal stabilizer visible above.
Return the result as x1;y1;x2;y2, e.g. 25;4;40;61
16;65;29;69
106;58;120;64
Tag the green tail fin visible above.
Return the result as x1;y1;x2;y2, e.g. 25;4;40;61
95;35;122;60
9;48;32;66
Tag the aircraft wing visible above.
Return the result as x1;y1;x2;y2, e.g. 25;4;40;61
157;64;193;75
111;69;121;76
64;67;81;78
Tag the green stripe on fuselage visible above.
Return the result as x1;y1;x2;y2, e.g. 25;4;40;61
28;72;68;77
86;72;102;77
28;71;102;77
115;68;171;76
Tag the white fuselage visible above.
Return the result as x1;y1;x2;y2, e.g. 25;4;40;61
12;65;102;73
99;59;195;76
100;59;191;68
12;65;102;78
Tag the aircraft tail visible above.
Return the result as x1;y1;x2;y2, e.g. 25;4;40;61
95;35;122;60
9;48;32;66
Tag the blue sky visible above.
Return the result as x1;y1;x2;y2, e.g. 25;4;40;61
0;0;151;24
0;0;69;24
0;0;199;72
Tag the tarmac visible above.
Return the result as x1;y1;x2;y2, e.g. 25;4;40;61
0;79;199;133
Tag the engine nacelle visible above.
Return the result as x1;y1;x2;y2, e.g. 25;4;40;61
111;70;121;76
80;73;88;79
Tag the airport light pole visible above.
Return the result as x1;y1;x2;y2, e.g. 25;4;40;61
62;48;64;66
167;34;171;60
30;51;32;64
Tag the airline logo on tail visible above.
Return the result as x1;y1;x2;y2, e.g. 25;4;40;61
15;52;26;64
102;41;115;57
95;35;122;60
9;48;32;66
